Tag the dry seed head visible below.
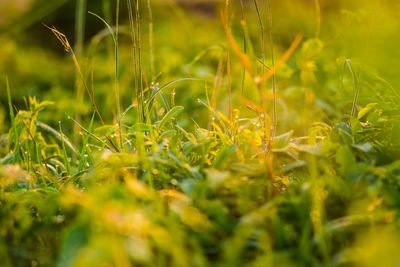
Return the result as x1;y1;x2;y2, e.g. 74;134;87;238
44;24;72;53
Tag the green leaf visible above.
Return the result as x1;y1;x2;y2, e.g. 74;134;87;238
294;144;320;155
160;129;177;140
357;103;378;120
331;123;354;145
146;78;200;110
159;106;184;129
351;143;373;154
205;169;229;189
338;128;354;145
95;124;119;135
59;122;71;176
5;77;14;126
195;128;211;140
273;130;293;149
212;145;231;169
336;145;356;177
35;100;54;111
281;160;307;174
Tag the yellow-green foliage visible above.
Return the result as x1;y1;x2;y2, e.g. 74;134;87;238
1;1;400;266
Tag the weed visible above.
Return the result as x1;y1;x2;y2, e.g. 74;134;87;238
1;1;400;266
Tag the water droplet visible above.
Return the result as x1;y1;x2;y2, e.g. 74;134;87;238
172;92;176;96
197;98;201;103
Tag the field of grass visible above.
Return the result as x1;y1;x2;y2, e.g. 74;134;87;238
1;0;400;266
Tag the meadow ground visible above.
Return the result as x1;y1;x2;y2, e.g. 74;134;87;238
1;0;400;266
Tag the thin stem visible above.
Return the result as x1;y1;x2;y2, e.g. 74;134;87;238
75;0;86;54
127;0;140;119
267;0;277;153
225;0;232;125
74;0;86;143
146;0;154;80
45;24;120;152
253;0;267;153
210;54;225;129
115;0;123;150
346;59;360;119
22;120;49;174
253;0;265;94
239;0;247;95
227;51;232;124
136;0;145;122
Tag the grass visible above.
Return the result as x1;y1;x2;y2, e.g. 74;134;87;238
1;0;400;266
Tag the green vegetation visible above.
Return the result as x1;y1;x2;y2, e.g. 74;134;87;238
1;0;400;266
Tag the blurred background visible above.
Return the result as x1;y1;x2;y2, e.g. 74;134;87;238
0;0;399;139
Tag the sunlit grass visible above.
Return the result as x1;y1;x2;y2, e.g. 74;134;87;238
1;0;400;266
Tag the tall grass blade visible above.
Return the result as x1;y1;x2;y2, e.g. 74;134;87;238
145;78;201;110
78;111;96;171
239;0;247;95
267;0;277;153
5;77;20;163
5;77;14;127
59;122;71;176
225;0;233;125
115;0;123;150
146;0;155;80
74;0;87;143
127;0;140;119
35;120;78;155
345;59;360;119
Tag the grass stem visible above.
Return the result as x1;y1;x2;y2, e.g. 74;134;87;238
239;0;247;95
115;0;123;150
146;0;155;80
267;0;277;154
74;0;86;144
